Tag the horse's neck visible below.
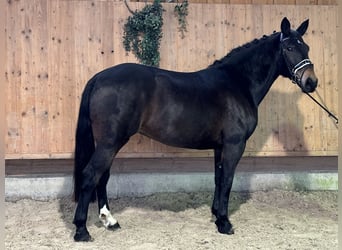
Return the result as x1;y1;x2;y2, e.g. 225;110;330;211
250;59;281;106
231;39;282;106
249;46;282;106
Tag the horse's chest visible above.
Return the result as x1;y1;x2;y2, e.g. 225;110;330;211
223;99;258;139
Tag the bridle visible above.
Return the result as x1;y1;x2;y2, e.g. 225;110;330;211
280;33;314;86
280;33;338;125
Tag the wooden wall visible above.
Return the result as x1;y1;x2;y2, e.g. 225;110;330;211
4;1;338;159
135;0;337;5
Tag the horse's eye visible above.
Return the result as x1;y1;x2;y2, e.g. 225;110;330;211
287;47;293;51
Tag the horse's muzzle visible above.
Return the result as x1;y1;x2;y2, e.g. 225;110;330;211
301;67;318;93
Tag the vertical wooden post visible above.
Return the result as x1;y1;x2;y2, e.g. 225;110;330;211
0;0;6;247
337;1;342;248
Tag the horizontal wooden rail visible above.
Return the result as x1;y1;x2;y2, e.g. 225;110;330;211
5;156;338;176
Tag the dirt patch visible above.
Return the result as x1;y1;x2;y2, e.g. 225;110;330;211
6;190;337;249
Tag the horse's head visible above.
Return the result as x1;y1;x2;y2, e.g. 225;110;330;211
280;17;318;93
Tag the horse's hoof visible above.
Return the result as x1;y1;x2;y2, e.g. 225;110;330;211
215;218;234;235
108;222;121;231
74;226;93;242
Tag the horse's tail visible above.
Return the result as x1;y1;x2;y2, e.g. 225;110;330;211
73;76;97;202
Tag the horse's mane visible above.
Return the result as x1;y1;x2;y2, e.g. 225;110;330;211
209;32;280;67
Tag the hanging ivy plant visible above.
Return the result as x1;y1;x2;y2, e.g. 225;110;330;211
123;0;164;67
174;0;189;39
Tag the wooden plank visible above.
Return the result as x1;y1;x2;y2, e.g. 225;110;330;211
4;145;338;160
296;0;318;4
229;0;252;3
317;0;337;4
31;0;49;155
5;0;22;155
273;0;296;4
0;0;4;242
159;3;178;69
5;156;338;176
48;0;76;154
0;0;6;171
319;6;338;152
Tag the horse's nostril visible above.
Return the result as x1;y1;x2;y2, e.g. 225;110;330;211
305;78;318;92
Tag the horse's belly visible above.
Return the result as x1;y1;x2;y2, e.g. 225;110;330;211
139;125;222;150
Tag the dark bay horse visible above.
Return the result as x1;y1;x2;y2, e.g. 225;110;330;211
73;17;318;241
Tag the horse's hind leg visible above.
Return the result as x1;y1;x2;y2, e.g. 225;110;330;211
73;144;120;241
97;168;120;230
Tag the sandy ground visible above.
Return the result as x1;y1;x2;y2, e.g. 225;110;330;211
5;190;337;250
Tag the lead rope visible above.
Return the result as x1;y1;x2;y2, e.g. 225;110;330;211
305;92;338;124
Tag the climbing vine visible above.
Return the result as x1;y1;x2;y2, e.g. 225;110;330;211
123;0;164;67
174;0;189;39
122;0;189;67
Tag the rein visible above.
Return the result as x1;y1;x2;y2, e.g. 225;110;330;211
304;92;338;124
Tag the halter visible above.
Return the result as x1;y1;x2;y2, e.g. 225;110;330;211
280;33;314;86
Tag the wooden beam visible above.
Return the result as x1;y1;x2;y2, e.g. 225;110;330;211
337;1;342;246
5;156;338;176
0;0;6;246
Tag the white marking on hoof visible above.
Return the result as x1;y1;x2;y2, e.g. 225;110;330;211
99;205;118;228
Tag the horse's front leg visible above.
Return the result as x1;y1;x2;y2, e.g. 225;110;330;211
97;169;120;230
212;147;223;218
215;139;246;235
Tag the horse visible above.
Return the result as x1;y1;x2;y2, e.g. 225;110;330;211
72;17;318;241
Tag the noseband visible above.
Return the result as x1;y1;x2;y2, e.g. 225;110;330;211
280;34;314;86
291;58;313;85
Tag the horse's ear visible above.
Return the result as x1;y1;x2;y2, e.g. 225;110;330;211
281;17;291;36
297;19;309;36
